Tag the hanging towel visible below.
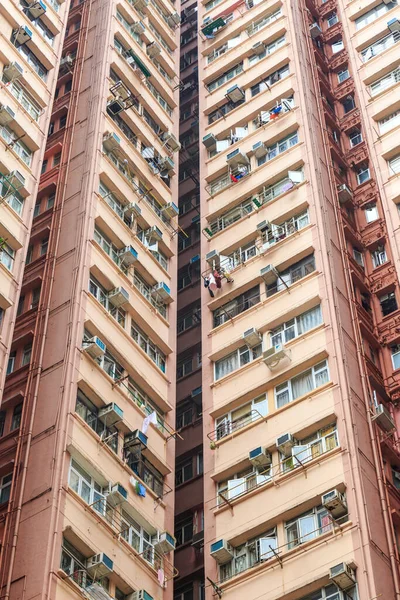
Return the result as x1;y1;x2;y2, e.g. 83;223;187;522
230;173;238;183
138;483;146;497
142;411;158;434
158;569;165;586
214;270;222;289
130;476;138;488
208;272;217;293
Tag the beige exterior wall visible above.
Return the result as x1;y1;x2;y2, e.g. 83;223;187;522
199;0;400;599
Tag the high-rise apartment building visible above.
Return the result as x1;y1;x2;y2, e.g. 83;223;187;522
0;0;67;397
199;0;400;599
174;0;204;599
0;0;180;599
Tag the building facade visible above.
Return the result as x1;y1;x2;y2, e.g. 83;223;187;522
199;0;400;599
0;0;68;398
0;0;180;599
174;0;204;599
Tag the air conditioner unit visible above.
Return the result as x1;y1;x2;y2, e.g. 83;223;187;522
86;553;114;577
108;287;130;307
257;220;270;231
329;562;356;590
309;23;322;39
155;531;176;554
132;21;146;34
252;141;267;158
210;539;234;564
127;591;153;600
99;402;124;426
162;202;179;219
0;105;15;126
60;55;74;67
147;42;161;57
151;282;173;303
107;483;128;506
226;84;245;103
206;249;220;265
260;264;279;283
372;403;395;432
163;131;181;152
249;447;271;467
276;433;295;456
202;133;217;149
14;26;33;45
103;132;121;151
252;41;265;55
84;336;106;359
159;157;175;175
3;62;23;81
243;327;262;347
8;170;25;188
107;98;125;116
146;225;163;242
322;489;348;518
337;183;352;203
119;246;138;265
167;12;181;26
27;0;46;18
226;148;249;166
263;344;288;367
124;202;141;218
388;18;400;32
124;429;148;449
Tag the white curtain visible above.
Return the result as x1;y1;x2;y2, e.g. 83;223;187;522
298;305;321;334
291;369;314;399
215;352;238;380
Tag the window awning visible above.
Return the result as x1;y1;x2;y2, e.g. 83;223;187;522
201;17;226;36
129;51;151;78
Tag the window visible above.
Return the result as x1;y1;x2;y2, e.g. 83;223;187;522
392;345;400;370
364;203;379;223
175;515;194;546
11;404;22;430
326;13;338;27
177;306;201;333
41;160;48;174
33;202;41;217
177;357;193;379
40;238;49;256
389;154;400;174
76;391;118;453
361;30;400;62
248;8;283;36
250;65;289;96
285;505;332;549
176;401;196;428
342;96;355;113
0;411;5;437
0;474;12;504
214;344;262;381
275;360;330;408
300;584;355;600
0;243;15;271
47;193;55;209
379;291;398;316
332;39;344;53
65;79;72;93
217;464;271;503
69;458;106;514
353;248;364;267
370;66;400;96
281;423;338;472
207;63;244;92
349;130;362;147
174;585;194;600
248;35;286;65
213;286;260;327
131;323;166;372
355;1;397;30
16;43;48;80
53;152;62;166
31;287;41;309
60;540;88;587
0;126;32;166
120;510;154;564
257;131;299;166
379;108;400;134
7;351;16;375
357;166;370;185
219;529;277;582
267;255;316;297
270;305;322;347
176;458;193;485
22;344;32;366
337;69;350;83
371;245;387;268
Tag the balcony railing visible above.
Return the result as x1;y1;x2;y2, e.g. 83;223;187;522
127;457;169;498
208;409;265;442
133;273;167;318
362;30;400;62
